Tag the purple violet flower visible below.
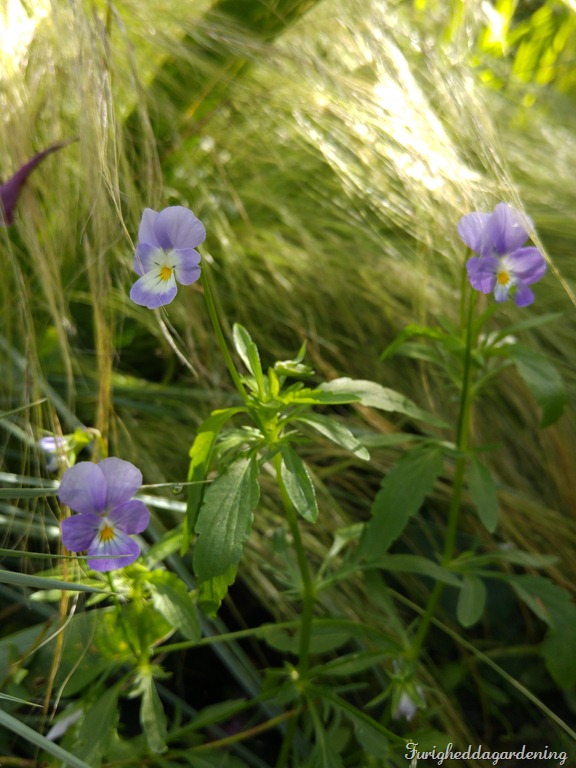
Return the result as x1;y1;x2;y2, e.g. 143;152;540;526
458;202;547;307
129;206;205;309
59;458;150;571
0;140;76;226
39;436;69;472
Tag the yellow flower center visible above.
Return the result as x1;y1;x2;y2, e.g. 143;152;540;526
159;265;173;281
99;524;115;543
497;270;510;285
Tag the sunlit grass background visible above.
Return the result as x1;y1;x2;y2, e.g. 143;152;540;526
1;0;575;763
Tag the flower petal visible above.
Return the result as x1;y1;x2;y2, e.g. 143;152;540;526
487;203;531;255
513;282;535;307
61;513;102;551
466;256;498;293
58;463;107;514
133;243;164;277
154;206;206;251
458;212;492;256
507;247;547;284
172;248;202;285
87;530;141;571
108;499;150;534
493;281;511;302
130;270;178;309
138;208;160;248
98;458;143;510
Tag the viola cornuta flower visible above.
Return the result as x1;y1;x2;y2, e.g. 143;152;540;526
458;202;547;306
130;206;205;309
39;435;69;472
59;458;150;571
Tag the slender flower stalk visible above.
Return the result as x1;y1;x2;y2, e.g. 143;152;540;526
410;281;476;661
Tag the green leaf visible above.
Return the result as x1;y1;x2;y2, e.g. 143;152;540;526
148;571;201;642
311;651;389;678
359;445;443;559
139;673;168;754
509;575;576;689
74;684;121;766
264;625;351;655
280;444;319;523
508;574;573;628
319;377;448;427
365;554;461;586
233;323;264;392
282;387;360;405
468;458;499;532
184;406;246;552
508;344;567;427
380;324;448;361
194;456;260;613
457;574;486;627
294;413;369;460
541;609;576;690
0;569;109;593
0;707;93;768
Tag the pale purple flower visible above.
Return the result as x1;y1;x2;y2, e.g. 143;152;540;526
129;206;205;309
458;202;546;306
1;140;76;226
40;436;69;472
59;458;149;571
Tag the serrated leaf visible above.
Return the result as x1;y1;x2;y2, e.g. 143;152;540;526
149;572;201;642
280;445;319;522
457;574;486;627
294;413;369;460
359;446;443;559
319;377;448;427
183;407;246;552
468;458;499;532
509;344;567;427
193;456;260;613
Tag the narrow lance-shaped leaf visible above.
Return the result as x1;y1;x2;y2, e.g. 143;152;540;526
280;444;319;523
194;456;260;613
294;412;370;460
233;323;265;395
139;674;168;755
319;377;448;428
359;445;443;560
467;458;499;532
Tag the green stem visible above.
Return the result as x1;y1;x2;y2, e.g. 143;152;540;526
201;266;249;403
272;451;316;767
410;283;476;661
106;572;143;664
273;453;315;675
